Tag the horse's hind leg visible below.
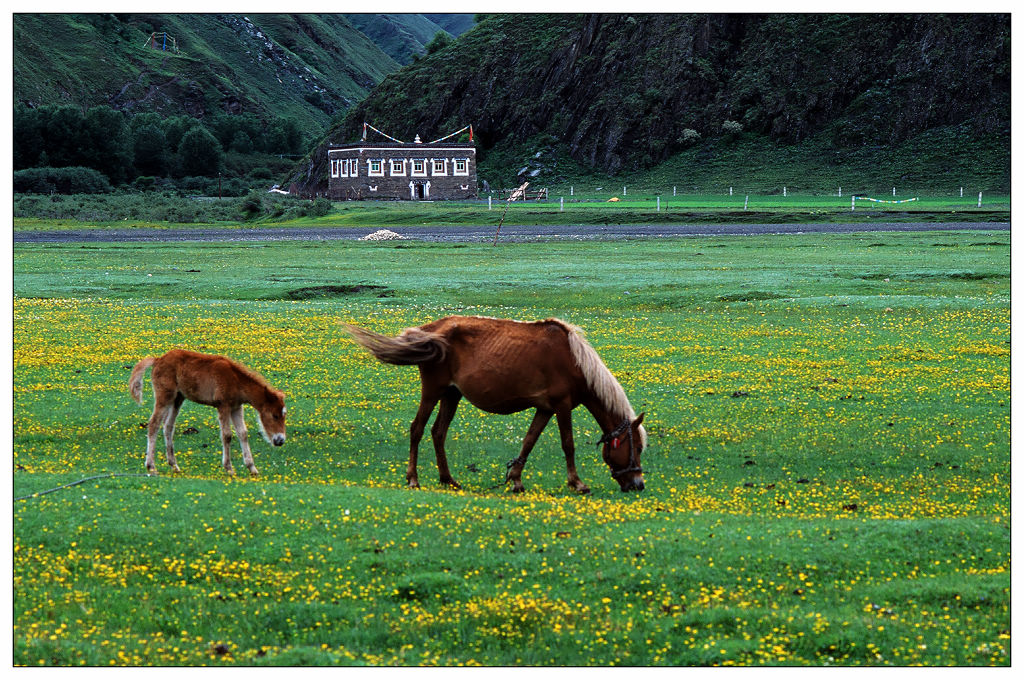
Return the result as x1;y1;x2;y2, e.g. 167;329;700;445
162;393;185;473
216;406;236;475
556;409;590;494
230;407;258;476
431;387;462;489
507;409;553;493
408;386;443;489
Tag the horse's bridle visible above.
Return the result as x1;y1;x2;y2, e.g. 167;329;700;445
597;418;643;480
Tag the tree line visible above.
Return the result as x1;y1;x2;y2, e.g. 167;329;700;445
14;103;307;193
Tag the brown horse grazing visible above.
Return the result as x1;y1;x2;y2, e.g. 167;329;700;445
345;316;647;493
129;349;287;476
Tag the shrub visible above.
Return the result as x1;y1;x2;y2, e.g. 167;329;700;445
679;128;701;146
13;167;112;194
307;197;332;217
722;120;744;136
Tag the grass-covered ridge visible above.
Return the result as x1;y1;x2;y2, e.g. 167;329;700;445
12;233;1009;665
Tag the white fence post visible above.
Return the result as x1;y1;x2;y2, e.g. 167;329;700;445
488;195;492;210
783;186;787;197
978;192;983;207
839;186;842;197
730;187;733;196
623;186;627;196
744;195;749;210
673;186;677;196
960;187;964;198
851;196;855;211
893;186;896;197
570;186;574;196
656;196;660;212
560;196;564;211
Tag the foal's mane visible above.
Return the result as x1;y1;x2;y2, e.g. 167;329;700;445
550;319;648;447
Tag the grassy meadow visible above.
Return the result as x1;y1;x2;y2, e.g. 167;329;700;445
12;231;1010;665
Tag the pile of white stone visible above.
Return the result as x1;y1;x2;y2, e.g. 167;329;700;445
359;229;407;241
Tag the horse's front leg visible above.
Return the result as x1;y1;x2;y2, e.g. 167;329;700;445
507;409;553;493
162;394;185;473
230;407;258;476
216;406;236;476
431;388;463;489
556;409;590;494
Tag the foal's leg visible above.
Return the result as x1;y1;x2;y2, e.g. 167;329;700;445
145;391;174;474
507;409;553;493
431;387;463;488
556;409;590;494
408;385;443;489
216;406;236;475
162;393;185;473
230;407;259;476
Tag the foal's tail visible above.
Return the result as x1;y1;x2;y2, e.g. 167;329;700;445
129;357;158;405
343;323;448;365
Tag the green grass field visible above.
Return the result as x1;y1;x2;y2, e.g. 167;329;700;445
12;231;1010;665
12;191;1011;231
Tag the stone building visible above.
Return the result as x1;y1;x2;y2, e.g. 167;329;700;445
326;138;477;200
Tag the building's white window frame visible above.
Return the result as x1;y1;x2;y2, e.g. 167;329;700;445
453;158;469;176
390;158;407;176
432;158;447;176
348;158;358;178
330;159;340;178
339;159;349;178
411;158;427;177
368;159;384;177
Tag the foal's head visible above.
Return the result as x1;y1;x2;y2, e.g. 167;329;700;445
601;413;646;492
256;388;287;447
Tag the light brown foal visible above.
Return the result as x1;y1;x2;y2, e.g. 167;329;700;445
129;349;286;475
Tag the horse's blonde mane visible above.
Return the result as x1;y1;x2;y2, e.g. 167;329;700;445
554;319;648;448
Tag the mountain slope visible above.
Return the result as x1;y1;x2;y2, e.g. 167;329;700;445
343;13;472;64
284;13;1007;192
13;13;401;132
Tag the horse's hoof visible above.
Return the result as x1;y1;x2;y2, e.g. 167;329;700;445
171;466;182;474
576;485;591;494
248;468;259;476
511;484;525;494
407;479;420;489
146;467;158;476
441;478;461;490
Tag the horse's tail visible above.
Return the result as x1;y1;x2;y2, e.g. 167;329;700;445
129;357;158;405
343;323;448;365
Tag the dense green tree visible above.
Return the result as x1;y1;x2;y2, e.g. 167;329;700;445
133;123;170;176
13;103;46;169
84;106;132;184
178;125;223;176
230;130;255;154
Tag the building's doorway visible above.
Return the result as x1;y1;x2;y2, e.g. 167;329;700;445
414;184;425;199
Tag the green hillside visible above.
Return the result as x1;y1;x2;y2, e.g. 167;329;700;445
284;13;1009;195
13;13;401;134
343;13;474;64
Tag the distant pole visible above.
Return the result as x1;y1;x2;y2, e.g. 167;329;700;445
673;186;677;196
851;196;855;211
744;195;749;210
730;187;733;196
656;196;660;212
978;192;983;207
783;186;787;197
623;186;627;196
218;173;222;200
839;186;842;197
960;187;964;197
488;195;492;210
560;196;564;211
570;186;574;196
893;186;896;197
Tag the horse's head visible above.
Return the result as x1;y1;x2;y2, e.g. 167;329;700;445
256;388;287;447
600;413;646;492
